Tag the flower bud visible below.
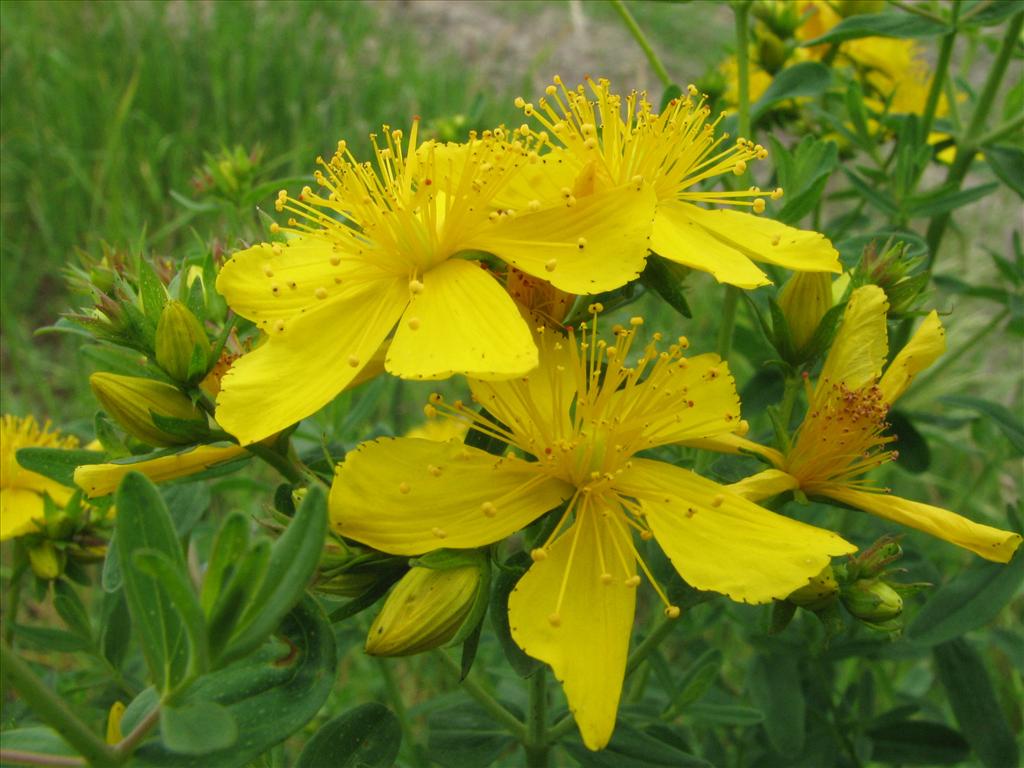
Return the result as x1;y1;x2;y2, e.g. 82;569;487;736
842;579;903;623
90;373;206;446
155;301;209;383
757;30;788;75
788;565;839;611
28;541;63;580
777;271;832;352
365;565;481;656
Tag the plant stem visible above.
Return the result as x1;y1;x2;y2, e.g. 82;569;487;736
375;658;430;768
523;669;550;768
110;704;160;761
244;443;304;484
611;0;673;88
925;11;1024;264
0;642;117;768
3;555;27;647
0;750;85;767
625;615;678;676
716;286;740;362
732;1;753;140
778;374;802;433
434;649;527;740
918;1;959;146
976;112;1024;147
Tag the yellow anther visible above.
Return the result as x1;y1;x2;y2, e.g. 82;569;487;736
711;494;725;508
771;234;781;246
399;482;411;494
664;605;681;619
428;392;444;404
687;84;698;95
514;96;526;108
409;279;425;294
640;530;653;541
545;259;558;272
588;302;604;314
528;199;542;211
631;174;644;187
577;237;587;249
481;501;497;517
771;187;784;199
547;612;561;628
737;419;750;436
330;255;342;266
545;84;557;96
432;527;447;539
752;198;766;214
600;573;614;585
733;160;747;175
428;465;442;477
630;316;643;326
677;336;689;349
560;186;572;198
566;195;577;207
269;222;281;234
262;264;274;277
423;404;438;419
348;355;360;367
625;575;642;588
407;317;421;330
315;287;328;300
531;548;548;562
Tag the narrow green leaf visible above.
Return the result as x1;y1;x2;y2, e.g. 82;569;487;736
750;62;830;122
841;168;900;217
15;447;105;487
686;703;764;725
888;410;931;473
115;471;189;692
867;721;969;765
802;12;948;45
11;623;93;653
668;649;721;713
905;182;999;219
908;552;1024;646
99;589;131;668
296;704;401;768
138;257;168;322
207;539;271;659
984;146;1024;198
641;255;692;318
200;512;251;616
134;549;208;676
563;721;711;767
160;701;237;755
427;702;516;768
934;638;1019;768
941;395;1024;455
748;654;805;755
53;580;93;643
963;0;1024;27
222;484;327;662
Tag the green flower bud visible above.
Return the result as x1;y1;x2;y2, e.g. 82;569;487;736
778;271;833;352
842;579;903;623
752;0;803;38
757;30;788;75
155;301;209;383
365;565;481;656
788;565;839;611
90;373;206;446
28;541;63;580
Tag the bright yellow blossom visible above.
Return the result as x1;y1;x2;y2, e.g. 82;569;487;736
512;77;842;289
1;416;79;540
74;443;248;498
724;286;1022;562
216;121;657;445
330;310;853;749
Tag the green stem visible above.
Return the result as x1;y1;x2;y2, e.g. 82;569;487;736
375;658;430;768
625;615;678;676
523;669;550;768
611;0;673;88
244;443;304;484
3;555;27;647
434;649;527;740
110;704;160;761
0;642;117;768
732;1;753;140
0;750;84;767
925;11;1024;263
888;0;946;22
716;286;740;362
778;374;802;433
918;1;959;146
976;112;1024;147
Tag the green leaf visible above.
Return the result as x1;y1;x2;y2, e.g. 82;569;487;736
888;410;931;473
905;182;999;219
641;256;692;319
296;704;401;768
11;623;93;653
14;447;105;486
841;168;900;217
134;549;208;676
750;62;831;123
748;653;805;755
908;552;1024;646
99;589;131;668
200;512;250;616
867;721;969;765
934;638;1019;768
802;12;948;45
101;535;122;592
221;484;328;662
160;701;238;755
941;395;1024;455
686;703;765;725
0;727;78;759
207;539;271;659
427;702;517;768
115;471;190;693
123;597;336;768
767;135;839;225
162;482;211;537
53;580;93;643
489;551;540;677
668;649;721;713
564;721;711;767
962;0;1024;26
138;257;168;322
984;146;1024;199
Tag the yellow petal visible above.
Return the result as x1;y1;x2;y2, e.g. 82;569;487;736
330;437;574;554
682;433;785;466
652;201;770;288
615;459;855;603
386;259;537;381
823;486;1022;563
217;278;407;444
878;310;945;404
815;285;888;406
466;184;657;294
728;469;801;501
629;354;742;448
469;329;576;449
74;444;248;498
0;488;45;540
677;204;842;276
216;238;379;327
509;511;636;750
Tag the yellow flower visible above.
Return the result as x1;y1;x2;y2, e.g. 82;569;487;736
215;121;657;445
725;286;1022;563
74;443;248;498
0;415;79;540
513;77;841;289
330;309;853;749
